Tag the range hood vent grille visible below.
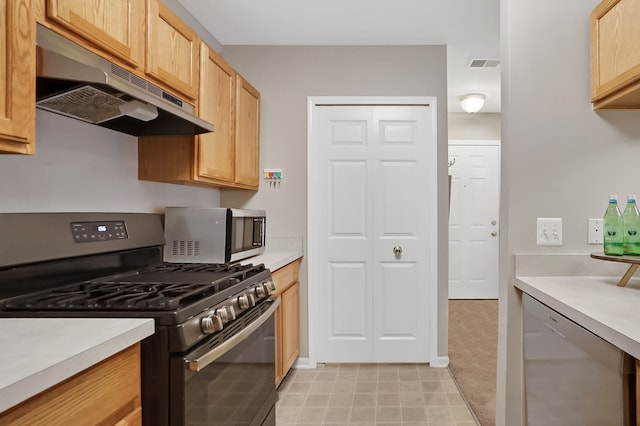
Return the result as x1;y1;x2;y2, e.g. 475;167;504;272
37;85;126;123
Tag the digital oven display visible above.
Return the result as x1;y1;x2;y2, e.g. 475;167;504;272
70;221;128;243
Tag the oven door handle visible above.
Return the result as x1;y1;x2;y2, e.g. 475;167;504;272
186;296;281;372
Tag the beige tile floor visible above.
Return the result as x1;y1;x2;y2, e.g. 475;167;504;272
276;364;478;425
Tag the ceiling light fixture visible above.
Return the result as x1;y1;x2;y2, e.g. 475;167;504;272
460;93;486;113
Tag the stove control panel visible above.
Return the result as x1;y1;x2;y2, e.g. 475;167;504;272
70;221;128;243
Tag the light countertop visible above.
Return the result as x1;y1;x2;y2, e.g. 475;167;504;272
243;249;304;271
515;275;640;359
0;318;154;413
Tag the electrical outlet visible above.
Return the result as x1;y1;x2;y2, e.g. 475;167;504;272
537;218;562;246
588;218;603;244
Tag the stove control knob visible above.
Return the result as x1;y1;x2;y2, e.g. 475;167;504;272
226;305;236;320
216;306;236;323
238;294;250;309
246;293;256;307
264;280;276;294
254;285;267;298
201;315;223;334
215;307;229;323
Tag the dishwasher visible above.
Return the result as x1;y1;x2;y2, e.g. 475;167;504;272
523;293;635;425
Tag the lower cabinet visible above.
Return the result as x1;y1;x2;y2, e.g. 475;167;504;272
0;344;142;425
272;258;301;386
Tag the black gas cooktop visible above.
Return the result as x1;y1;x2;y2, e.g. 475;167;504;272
0;262;269;322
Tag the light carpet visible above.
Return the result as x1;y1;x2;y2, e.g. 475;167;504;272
448;299;499;426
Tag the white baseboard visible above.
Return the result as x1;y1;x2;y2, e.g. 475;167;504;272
292;356;449;369
293;357;315;369
430;356;450;368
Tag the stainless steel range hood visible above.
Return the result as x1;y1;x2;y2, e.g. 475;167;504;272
35;24;215;136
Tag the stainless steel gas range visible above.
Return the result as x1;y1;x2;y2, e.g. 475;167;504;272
0;212;278;426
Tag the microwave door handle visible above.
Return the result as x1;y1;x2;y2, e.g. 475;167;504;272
186;297;280;372
253;218;265;246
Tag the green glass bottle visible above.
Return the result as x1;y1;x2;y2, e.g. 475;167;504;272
604;195;624;256
623;195;640;255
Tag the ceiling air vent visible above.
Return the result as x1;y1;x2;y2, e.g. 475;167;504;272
468;59;501;68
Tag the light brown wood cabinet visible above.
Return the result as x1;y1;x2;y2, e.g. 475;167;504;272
0;344;142;425
138;44;261;190
234;76;261;188
196;43;236;184
591;0;640;108
45;0;145;68
272;258;301;386
146;0;199;101
0;0;35;154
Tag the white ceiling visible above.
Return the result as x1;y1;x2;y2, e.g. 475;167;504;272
176;0;501;113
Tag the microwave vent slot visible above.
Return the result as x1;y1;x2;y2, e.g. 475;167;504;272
171;239;200;257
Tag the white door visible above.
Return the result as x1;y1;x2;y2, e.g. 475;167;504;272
448;142;500;299
310;99;437;363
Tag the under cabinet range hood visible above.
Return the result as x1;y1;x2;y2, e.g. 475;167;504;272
35;24;215;136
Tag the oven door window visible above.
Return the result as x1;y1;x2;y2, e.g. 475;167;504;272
172;310;276;426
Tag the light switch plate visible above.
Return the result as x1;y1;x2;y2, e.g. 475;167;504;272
537;217;562;246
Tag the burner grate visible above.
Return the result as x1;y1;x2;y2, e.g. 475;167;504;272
1;262;263;312
4;281;226;311
0;262;265;313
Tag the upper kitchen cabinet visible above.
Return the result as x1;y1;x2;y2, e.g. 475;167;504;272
0;0;35;155
139;44;261;190
146;0;199;101
591;0;640;108
196;43;236;185
44;0;145;68
234;76;261;188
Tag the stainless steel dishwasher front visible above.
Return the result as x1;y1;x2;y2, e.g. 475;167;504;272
522;293;635;426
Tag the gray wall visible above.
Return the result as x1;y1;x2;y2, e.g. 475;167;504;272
219;45;449;361
499;0;640;424
448;112;501;140
0;110;221;213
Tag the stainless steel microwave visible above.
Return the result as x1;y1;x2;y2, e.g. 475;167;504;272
163;207;266;263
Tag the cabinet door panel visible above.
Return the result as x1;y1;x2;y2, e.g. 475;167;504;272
47;0;144;67
0;0;34;154
282;282;300;374
197;43;235;183
0;345;141;425
275;304;284;386
234;76;260;188
591;0;640;107
147;0;199;100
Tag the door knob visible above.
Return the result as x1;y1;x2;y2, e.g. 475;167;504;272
393;246;402;255
491;220;497;225
491;231;498;237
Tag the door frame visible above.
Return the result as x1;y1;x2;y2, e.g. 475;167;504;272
306;96;442;367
